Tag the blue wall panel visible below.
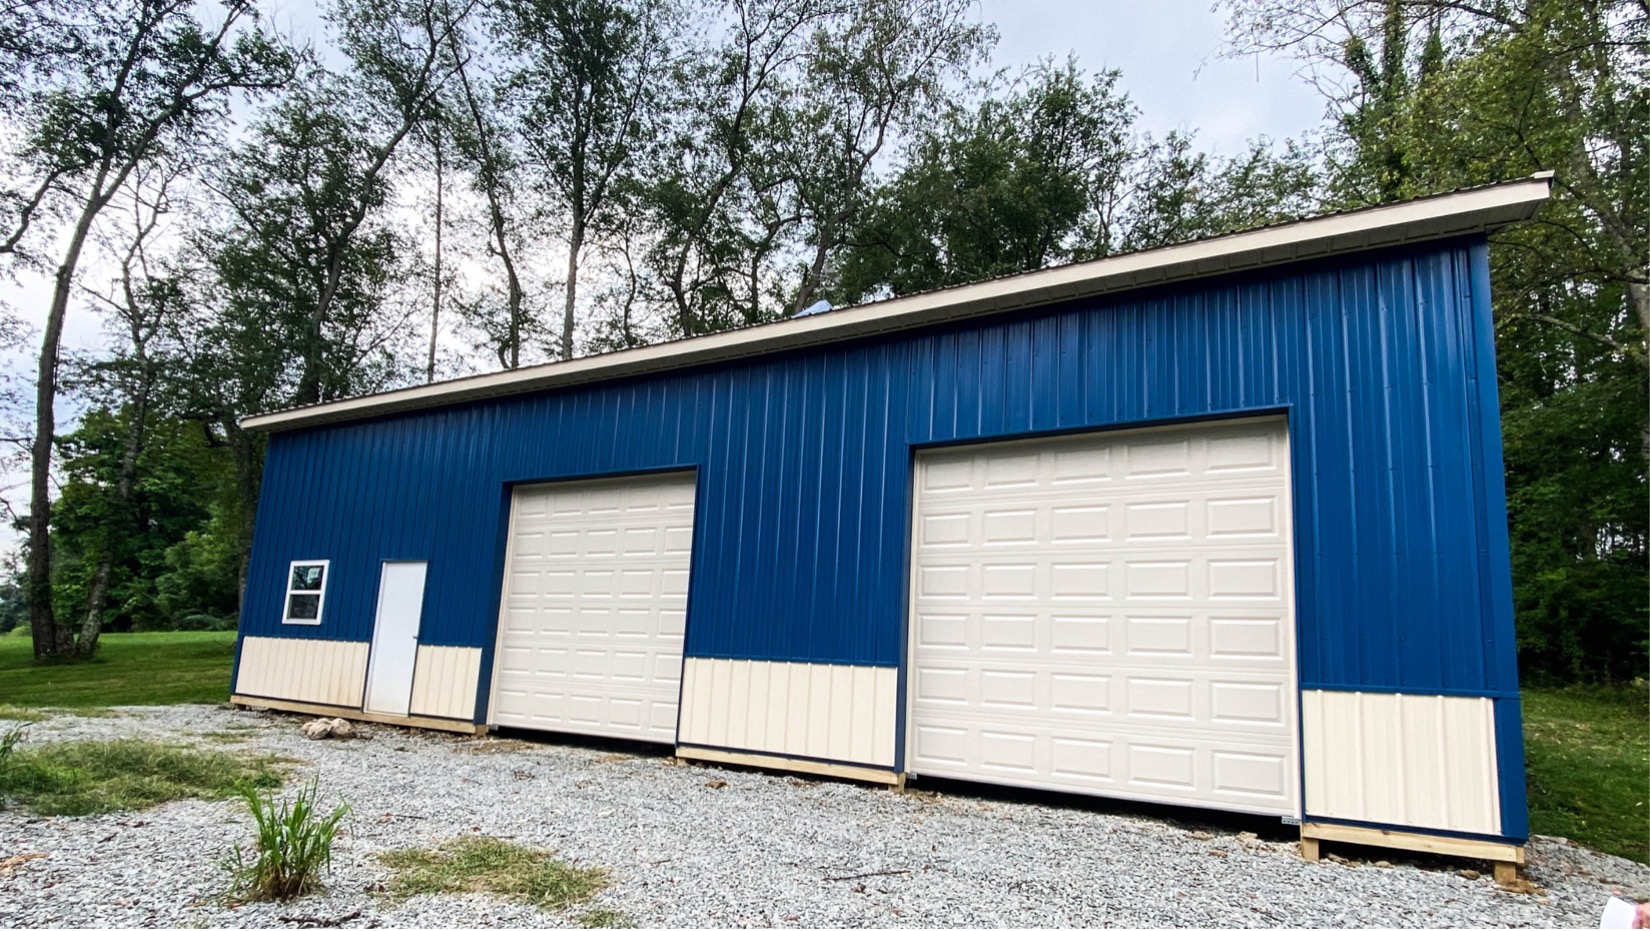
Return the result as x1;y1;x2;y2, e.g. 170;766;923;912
240;238;1521;704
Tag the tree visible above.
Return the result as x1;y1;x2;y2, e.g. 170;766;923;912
0;0;294;660
493;0;678;359
834;62;1134;300
1122;134;1321;252
777;0;990;315
176;81;410;604
62;163;190;654
641;0;854;337
1219;0;1648;681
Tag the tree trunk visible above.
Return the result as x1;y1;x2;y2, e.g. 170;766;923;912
561;217;584;361
427;129;444;383
224;419;262;612
76;381;151;656
28;203;101;660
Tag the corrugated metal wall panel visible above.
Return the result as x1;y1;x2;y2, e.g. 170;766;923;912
234;636;369;708
409;645;481;721
238;238;1519;705
1301;689;1501;836
678;658;898;767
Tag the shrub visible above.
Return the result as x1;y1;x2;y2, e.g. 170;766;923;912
174;613;238;632
227;782;349;901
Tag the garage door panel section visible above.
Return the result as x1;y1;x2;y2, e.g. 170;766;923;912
492;473;695;742
909;419;1298;815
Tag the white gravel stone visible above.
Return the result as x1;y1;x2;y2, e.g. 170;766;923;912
1;705;1644;928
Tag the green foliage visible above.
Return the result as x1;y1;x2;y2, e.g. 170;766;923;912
50;409;240;633
379;836;606;909
0;738;283;816
833;59;1322;304
0;630;237;707
578;908;629;928
227;781;350;902
1524;684;1649;863
200;79;407;412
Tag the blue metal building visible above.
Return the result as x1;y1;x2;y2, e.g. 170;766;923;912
232;175;1551;860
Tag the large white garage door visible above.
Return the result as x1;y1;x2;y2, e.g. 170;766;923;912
490;472;696;742
908;418;1299;816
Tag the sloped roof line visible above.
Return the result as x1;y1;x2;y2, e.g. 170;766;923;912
244;172;1552;433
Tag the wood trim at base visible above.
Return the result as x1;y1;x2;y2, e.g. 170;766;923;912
231;694;486;735
1301;821;1526;866
675;745;901;786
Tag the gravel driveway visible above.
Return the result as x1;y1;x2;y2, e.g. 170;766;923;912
2;705;1644;928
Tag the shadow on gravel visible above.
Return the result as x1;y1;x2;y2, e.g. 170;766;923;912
906;774;1296;842
487;727;674;762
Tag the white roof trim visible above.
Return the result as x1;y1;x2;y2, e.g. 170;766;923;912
245;173;1552;432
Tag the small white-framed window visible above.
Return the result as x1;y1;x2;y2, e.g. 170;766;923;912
282;560;330;626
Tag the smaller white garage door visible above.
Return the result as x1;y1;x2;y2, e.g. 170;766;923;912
908;418;1299;816
490;472;696;742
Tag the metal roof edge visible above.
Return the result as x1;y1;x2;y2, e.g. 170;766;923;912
244;173;1552;432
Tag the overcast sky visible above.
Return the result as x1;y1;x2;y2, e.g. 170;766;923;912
982;0;1325;153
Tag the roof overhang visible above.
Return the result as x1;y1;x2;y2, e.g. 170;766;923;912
245;172;1552;433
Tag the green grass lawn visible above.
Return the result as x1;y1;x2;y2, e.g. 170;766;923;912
1523;684;1649;864
0;630;236;707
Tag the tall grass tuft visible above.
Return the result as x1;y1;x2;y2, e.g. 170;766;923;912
227;781;349;901
0;723;25;774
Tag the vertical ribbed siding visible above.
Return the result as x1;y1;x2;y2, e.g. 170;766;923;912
678;658;898;767
1301;689;1501;835
234;636;369;708
409;645;482;720
236;238;1519;709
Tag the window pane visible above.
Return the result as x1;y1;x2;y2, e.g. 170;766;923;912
290;564;325;591
286;593;321;621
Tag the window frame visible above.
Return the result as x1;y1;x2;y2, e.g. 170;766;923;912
281;559;331;626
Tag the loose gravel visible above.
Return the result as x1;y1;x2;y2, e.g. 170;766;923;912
1;705;1645;928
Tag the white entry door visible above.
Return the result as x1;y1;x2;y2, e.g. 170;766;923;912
364;561;428;716
907;417;1300;816
489;472;696;742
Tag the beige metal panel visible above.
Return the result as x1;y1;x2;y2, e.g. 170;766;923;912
244;176;1552;433
678;658;898;768
1301;689;1500;835
235;636;369;708
408;645;482;721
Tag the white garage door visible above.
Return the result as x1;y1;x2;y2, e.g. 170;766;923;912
490;472;696;742
908;418;1299;816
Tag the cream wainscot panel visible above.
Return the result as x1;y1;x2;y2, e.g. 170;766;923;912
235;636;370;708
1302;690;1501;835
678;658;898;768
409;645;483;721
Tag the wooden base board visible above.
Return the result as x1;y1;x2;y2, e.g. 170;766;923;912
1300;821;1526;889
675;745;901;786
231;694;486;735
